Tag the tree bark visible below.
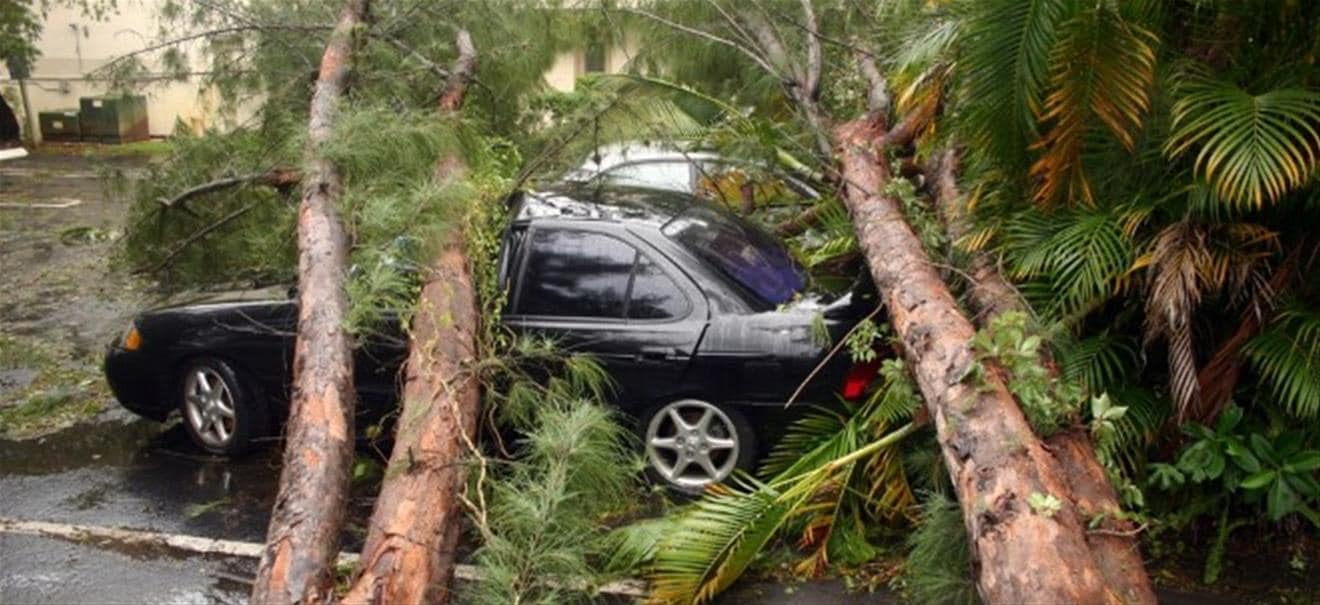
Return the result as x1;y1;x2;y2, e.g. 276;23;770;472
250;1;369;603
835;116;1124;604
340;240;480;605
341;29;480;605
925;148;1156;604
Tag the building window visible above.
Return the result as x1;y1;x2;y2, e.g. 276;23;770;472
584;40;607;74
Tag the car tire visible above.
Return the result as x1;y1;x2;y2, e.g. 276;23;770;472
177;357;269;456
641;398;756;494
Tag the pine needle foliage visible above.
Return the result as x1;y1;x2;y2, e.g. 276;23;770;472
900;492;978;605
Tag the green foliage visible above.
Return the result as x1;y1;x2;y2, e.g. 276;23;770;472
468;401;639;605
1030;3;1156;206
843;319;886;364
635;363;924;604
647;477;790;605
1027;491;1062;517
899;492;977;605
956;0;1070;177
1148;406;1320;527
1165;72;1320;209
970;311;1079;436
1000;208;1134;321
1245;302;1320;420
115;123;301;288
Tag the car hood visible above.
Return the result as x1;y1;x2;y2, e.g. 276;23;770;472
147;285;292;312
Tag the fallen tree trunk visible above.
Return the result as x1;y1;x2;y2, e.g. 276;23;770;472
927;148;1156;604
340;239;480;605
341;29;480;605
835;116;1125;604
250;1;369;603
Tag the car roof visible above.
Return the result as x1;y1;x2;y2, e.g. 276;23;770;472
512;184;697;228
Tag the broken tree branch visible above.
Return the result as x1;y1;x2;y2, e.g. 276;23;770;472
138;201;260;275
620;7;779;77
798;0;821;100
157;167;301;212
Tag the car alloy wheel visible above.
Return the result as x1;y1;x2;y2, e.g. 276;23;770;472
183;366;237;449
645;399;741;491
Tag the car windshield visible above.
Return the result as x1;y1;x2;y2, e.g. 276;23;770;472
662;203;805;306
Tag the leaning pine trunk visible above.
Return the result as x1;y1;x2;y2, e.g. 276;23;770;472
250;0;369;603
835;116;1124;604
341;30;479;605
928;148;1156;604
340;239;480;605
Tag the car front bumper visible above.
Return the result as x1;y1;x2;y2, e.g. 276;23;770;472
104;343;172;421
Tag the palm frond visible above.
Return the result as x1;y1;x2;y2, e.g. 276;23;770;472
1142;221;1279;419
957;0;1071;174
1057;330;1139;396
1030;6;1156;206
1164;72;1320;209
1245;302;1320;420
648;477;791;605
1003;208;1134;320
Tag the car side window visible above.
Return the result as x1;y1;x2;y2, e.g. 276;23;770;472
628;255;688;320
597;161;694;193
517;228;635;318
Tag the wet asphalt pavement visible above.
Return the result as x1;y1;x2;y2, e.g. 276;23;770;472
0;414;276;603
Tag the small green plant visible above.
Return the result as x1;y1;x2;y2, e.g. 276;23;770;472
1147;405;1320;583
844;319;888;363
1028;492;1062;517
970;312;1080;436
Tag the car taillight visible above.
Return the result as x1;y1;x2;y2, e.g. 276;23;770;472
841;360;880;400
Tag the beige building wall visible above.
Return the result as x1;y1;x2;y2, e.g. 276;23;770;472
0;1;247;139
544;35;638;92
1;1;637;141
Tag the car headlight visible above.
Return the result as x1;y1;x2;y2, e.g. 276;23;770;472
122;325;142;351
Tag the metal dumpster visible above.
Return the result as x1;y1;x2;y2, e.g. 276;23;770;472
38;109;82;142
79;95;149;143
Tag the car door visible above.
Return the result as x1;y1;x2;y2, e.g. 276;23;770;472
503;223;708;413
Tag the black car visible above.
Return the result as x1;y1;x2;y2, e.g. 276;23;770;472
106;185;874;491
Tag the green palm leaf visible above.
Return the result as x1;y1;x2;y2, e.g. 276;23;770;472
1245;303;1320;420
958;0;1071;173
1165;74;1320;209
1030;5;1156;206
1003;208;1134;320
648;477;791;605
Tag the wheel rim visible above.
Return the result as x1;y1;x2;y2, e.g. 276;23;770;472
645;399;739;490
184;367;236;449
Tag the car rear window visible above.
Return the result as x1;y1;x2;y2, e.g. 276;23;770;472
662;203;805;307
